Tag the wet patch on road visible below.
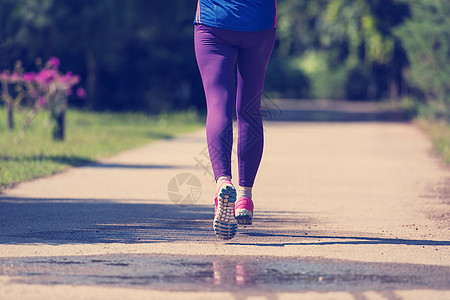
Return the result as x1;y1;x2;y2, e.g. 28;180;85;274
1;255;449;292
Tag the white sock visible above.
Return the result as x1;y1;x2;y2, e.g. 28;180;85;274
216;176;231;189
238;188;252;199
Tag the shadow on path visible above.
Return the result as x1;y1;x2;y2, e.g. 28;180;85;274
85;163;191;169
0;155;94;166
230;232;450;247
1;196;448;248
0;154;189;170
0;197;214;244
262;99;412;122
2;254;449;293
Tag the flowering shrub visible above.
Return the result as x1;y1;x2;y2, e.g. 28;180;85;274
0;57;85;140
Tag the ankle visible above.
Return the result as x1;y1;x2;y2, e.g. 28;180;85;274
238;187;252;199
216;176;232;188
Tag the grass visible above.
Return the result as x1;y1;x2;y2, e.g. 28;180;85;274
411;100;450;165
0;107;203;190
382;98;450;165
416;118;450;165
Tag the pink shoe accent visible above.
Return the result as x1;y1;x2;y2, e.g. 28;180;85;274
235;197;254;225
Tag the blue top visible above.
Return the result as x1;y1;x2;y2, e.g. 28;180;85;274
194;0;277;32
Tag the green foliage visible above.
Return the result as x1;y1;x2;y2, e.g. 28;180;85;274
274;0;409;100
265;56;310;99
395;0;450;115
320;0;394;66
0;0;446;108
297;51;346;99
0;0;202;112
0;108;202;189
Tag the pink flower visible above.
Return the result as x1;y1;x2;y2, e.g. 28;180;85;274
23;72;36;82
36;69;57;85
59;72;73;85
38;96;46;107
46;57;60;69
71;74;80;85
9;72;21;83
35;71;46;84
0;71;9;82
76;87;86;98
28;88;38;98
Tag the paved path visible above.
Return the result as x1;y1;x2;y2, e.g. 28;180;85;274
0;116;449;299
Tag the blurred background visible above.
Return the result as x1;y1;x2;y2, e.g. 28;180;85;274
0;0;448;114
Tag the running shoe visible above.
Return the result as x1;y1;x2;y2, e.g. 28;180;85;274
213;180;237;240
235;197;254;225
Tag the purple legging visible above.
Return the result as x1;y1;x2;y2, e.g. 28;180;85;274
194;24;276;187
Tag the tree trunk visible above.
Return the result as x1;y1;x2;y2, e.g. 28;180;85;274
52;91;67;141
85;49;98;111
1;80;14;130
52;109;65;140
389;74;399;103
390;44;407;103
390;52;400;103
7;101;14;130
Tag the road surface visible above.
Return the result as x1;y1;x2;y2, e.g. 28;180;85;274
1;102;449;299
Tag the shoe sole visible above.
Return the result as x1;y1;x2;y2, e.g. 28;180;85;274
235;209;253;225
214;184;237;240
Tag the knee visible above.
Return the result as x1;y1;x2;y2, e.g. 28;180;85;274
237;104;261;124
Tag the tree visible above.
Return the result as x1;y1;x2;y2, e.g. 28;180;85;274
1;0;203;113
395;0;450;116
274;0;409;101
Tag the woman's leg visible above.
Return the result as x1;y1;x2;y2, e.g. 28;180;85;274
195;25;239;240
194;25;238;182
236;29;276;188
